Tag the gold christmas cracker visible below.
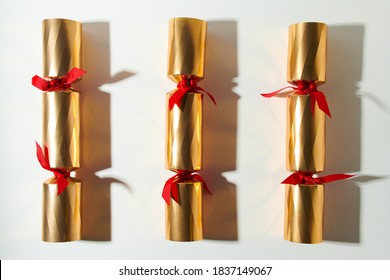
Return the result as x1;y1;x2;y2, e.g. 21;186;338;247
38;18;83;242
284;22;328;243
164;17;208;242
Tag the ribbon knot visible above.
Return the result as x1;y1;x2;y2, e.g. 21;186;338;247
36;142;70;195
32;67;86;92
169;78;216;110
281;171;354;185
260;80;331;118
162;171;212;205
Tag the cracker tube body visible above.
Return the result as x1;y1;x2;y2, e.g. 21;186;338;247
284;184;324;243
284;22;327;243
286;93;325;172
165;181;203;241
40;18;82;242
42;177;82;242
165;17;207;241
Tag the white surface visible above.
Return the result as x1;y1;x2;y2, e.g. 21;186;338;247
0;0;389;259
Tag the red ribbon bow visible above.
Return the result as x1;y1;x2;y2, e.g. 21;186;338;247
32;67;86;92
261;81;331;118
169;78;217;110
281;171;354;185
162;171;212;205
36;142;70;195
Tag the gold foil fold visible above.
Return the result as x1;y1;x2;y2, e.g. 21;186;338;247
287;22;327;84
166;91;202;172
42;90;80;170
43;18;81;78
286;93;325;173
167;17;206;82
284;184;324;243
165;181;203;241
42;177;82;242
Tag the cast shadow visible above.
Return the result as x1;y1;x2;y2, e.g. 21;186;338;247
323;25;365;243
202;21;239;241
76;22;133;241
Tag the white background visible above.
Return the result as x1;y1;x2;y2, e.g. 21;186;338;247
0;0;389;260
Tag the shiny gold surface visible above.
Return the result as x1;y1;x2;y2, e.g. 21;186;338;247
167;17;206;82
165;181;203;241
42;177;82;242
284;184;324;243
287;22;327;84
43;18;81;78
42;90;80;170
166;91;202;172
286;93;325;173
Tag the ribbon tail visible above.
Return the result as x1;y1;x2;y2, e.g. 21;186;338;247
193;174;212;194
169;88;188;110
197;87;217;106
281;172;303;185
32;75;48;91
261;86;295;98
312;91;332;118
35;141;52;170
162;176;180;205
56;175;69;196
64;67;87;84
317;174;354;184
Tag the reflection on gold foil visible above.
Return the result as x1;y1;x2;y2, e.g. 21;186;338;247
284;184;324;243
287;22;327;84
42;90;80;171
42;177;82;242
166;91;202;172
286;93;325;173
165;181;202;241
43;18;81;78
168;17;206;82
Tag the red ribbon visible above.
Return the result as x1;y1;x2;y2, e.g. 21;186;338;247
36;142;70;195
169;78;217;110
281;171;354;185
162;171;212;205
261;81;332;118
32;67;86;91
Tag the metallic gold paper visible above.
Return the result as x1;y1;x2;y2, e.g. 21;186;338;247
165;181;203;241
286;93;325;173
42;177;82;242
43;18;81;78
166;91;202;172
42;90;80;170
167;17;206;82
287;22;327;84
284;184;324;243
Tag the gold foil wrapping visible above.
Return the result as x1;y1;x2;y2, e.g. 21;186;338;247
166;91;202;172
42;90;80;171
167;17;206;82
42;177;82;242
284;184;324;243
286;93;325;173
43;18;82;78
39;18;83;242
165;181;203;241
287;22;327;84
